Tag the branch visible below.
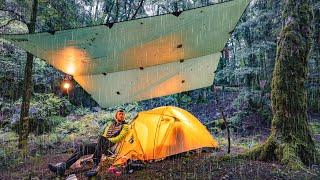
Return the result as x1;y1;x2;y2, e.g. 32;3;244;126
103;2;115;24
0;9;27;24
115;0;119;21
131;0;144;19
159;5;170;14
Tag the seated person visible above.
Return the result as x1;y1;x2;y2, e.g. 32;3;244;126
48;109;129;176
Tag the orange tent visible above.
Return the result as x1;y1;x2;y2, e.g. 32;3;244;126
112;106;218;165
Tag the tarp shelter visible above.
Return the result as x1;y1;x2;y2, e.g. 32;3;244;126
112;106;218;165
0;0;250;107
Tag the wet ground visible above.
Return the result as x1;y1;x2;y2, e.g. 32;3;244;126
1;144;319;180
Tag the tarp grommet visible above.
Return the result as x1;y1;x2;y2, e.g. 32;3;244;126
172;11;182;17
48;30;55;35
105;23;114;29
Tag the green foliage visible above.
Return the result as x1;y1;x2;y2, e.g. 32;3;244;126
209;126;222;134
0;130;20;169
10;93;74;134
56;120;80;135
11;116;66;135
179;94;193;104
215;0;281;88
307;89;320;113
207;119;225;134
310;122;320;135
257;107;272;125
232;90;261;110
29;93;74;117
73;106;91;116
230;89;272;130
238;138;259;149
228;111;248;129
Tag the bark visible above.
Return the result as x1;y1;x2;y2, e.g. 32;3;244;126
243;0;319;169
313;7;320;78
18;0;38;151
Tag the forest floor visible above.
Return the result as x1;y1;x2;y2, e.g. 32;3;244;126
1;139;319;179
1;127;319;180
0;90;319;179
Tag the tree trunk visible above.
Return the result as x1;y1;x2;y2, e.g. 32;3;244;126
18;0;38;151
313;7;320;85
0;0;4;9
245;0;318;168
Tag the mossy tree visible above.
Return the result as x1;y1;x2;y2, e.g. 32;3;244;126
18;0;38;152
244;0;319;168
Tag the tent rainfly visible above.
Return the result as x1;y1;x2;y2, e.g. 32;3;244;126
0;0;250;107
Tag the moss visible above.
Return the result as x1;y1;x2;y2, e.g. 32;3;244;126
217;154;233;162
310;122;320;134
237;0;319;169
280;145;301;170
258;136;278;161
239;145;262;160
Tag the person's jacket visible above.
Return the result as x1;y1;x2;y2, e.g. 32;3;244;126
102;120;129;143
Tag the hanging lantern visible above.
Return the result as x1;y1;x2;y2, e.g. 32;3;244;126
61;75;73;93
63;82;71;90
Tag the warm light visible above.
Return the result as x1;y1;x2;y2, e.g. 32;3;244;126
66;64;76;75
63;82;71;89
46;46;89;75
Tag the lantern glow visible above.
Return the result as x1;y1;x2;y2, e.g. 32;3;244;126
63;81;71;90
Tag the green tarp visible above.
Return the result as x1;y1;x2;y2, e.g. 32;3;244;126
1;0;250;107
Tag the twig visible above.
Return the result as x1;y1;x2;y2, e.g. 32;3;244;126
115;0;119;21
131;0;144;19
103;2;115;24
